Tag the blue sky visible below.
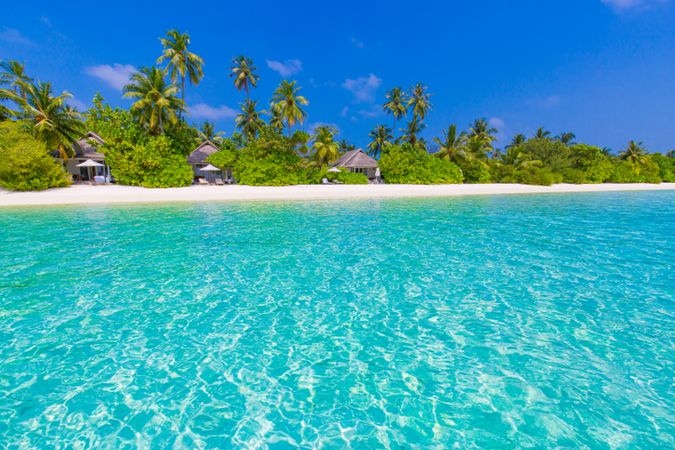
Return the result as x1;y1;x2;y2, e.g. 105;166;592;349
1;0;674;152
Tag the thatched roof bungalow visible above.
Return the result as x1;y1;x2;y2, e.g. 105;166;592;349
333;149;379;179
188;140;232;182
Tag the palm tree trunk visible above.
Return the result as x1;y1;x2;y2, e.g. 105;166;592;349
180;75;185;119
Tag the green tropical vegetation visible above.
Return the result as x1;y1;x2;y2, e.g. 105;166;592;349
0;29;673;191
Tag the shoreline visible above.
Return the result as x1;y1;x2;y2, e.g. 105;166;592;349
0;183;673;207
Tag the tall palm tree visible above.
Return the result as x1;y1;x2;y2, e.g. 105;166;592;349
123;67;184;134
556;131;576;145
408;83;431;121
235;98;265;140
312;125;340;164
157;29;204;114
22;81;85;157
506;133;526;149
619;140;648;164
433;124;466;161
271;80;308;134
198;121;225;144
401;117;425;146
229;55;259;98
534;127;551;139
367;124;393;159
338;139;355;153
383;87;408;134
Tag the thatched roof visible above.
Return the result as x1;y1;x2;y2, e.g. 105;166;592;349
73;132;105;159
334;149;378;169
188;140;220;164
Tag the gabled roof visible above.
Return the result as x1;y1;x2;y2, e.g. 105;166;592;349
188;140;220;164
73;132;105;159
334;149;378;169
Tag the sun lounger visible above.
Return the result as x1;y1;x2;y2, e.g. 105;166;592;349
322;178;332;184
215;178;224;186
198;178;209;185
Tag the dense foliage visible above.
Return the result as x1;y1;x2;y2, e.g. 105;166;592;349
325;169;369;184
86;96;193;188
380;144;463;184
0;121;70;191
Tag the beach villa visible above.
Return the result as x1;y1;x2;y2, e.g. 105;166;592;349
55;132;110;182
188;140;232;183
333;149;379;181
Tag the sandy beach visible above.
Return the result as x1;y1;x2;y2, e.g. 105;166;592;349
0;183;673;207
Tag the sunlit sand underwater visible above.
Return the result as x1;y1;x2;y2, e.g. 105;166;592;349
1;192;673;448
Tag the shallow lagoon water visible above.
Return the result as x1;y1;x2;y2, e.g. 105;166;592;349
0;192;673;448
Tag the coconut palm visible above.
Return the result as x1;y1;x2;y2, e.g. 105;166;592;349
466;118;497;158
268;106;284;133
619;140;648;164
408;83;431;121
0;60;32;99
506;133;526;149
157;29;204;113
290;130;311;156
21;81;85;157
271;80;309;133
311;125;340;164
338;139;355;153
433;124;466;161
534;127;551;139
383;87;408;134
123;66;184;134
198;121;225;144
401;117;425;146
229;55;259;98
235;98;265;140
367;124;393;159
556;131;576;145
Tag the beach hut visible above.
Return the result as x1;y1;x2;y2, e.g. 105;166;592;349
54;132;110;182
188;140;232;183
332;149;379;181
76;159;104;183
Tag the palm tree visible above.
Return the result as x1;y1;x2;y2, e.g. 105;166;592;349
198;121;225;144
619;140;648;164
271;80;309;134
123;67;184;134
666;150;674;159
506;133;526;149
229;55;259;98
467;118;497;158
22;81;85;157
534;127;551;139
338;139;355;153
235;98;265;140
157;29;204;114
556;131;576;145
290;130;311;156
408;83;431;121
312;125;340;164
433;124;466;161
367;124;393;159
0;60;32;100
401;117;425;146
383;87;408;134
268;106;284;134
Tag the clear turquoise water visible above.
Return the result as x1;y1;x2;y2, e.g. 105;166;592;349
0;192;673;448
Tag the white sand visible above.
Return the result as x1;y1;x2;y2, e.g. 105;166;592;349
0;183;673;207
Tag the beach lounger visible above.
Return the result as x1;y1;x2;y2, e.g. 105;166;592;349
322;178;332;184
215;178;224;186
198;178;209;185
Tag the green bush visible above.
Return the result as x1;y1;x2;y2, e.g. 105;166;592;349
609;159;661;183
0;121;71;191
568;144;613;183
104;135;193;188
86;97;193;188
560;168;588;184
516;165;563;186
650;153;675;182
380;144;463;184
456;158;492;183
206;148;238;171
326;169;369;184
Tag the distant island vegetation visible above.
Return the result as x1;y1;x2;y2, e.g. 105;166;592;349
1;29;673;191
